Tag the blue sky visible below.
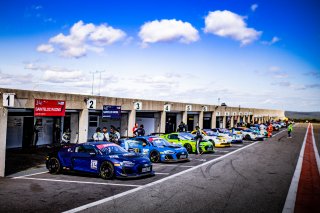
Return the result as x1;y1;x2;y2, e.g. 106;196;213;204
0;0;319;111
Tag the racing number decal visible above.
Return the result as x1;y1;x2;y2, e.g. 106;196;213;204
91;160;98;170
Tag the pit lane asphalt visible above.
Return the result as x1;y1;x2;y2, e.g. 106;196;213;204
0;126;304;213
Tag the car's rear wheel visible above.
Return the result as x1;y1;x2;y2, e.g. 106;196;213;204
185;143;192;153
244;134;251;141
48;157;61;174
150;151;160;163
100;161;114;179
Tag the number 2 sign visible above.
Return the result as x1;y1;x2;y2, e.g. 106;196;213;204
87;99;96;109
3;93;15;107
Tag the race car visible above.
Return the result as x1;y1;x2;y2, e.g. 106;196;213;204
46;142;154;179
119;136;189;163
190;130;231;148
272;123;281;131
250;127;268;137
241;129;264;141
209;128;243;143
160;132;214;153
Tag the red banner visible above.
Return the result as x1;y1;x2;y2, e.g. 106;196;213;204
34;99;66;117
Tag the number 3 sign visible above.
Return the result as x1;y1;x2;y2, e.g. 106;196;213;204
134;102;142;110
3;93;15;107
87;99;96;109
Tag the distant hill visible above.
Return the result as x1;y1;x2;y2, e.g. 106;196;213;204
285;111;320;121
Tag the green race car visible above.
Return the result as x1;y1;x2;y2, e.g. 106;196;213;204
160;132;215;153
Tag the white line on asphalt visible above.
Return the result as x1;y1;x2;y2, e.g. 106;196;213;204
12;171;48;179
212;154;224;157
13;177;142;187
216;150;230;153
63;140;260;213
311;124;320;174
273;128;288;137
282;123;310;213
152;164;194;168
231;144;244;147
154;172;170;175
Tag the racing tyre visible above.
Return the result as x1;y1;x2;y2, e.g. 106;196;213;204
185;143;192;153
150;151;160;163
100;161;114;180
209;140;216;147
48;157;61;174
244;134;251;141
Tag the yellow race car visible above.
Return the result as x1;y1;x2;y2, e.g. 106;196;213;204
190;130;231;148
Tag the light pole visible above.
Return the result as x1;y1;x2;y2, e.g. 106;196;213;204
96;70;105;96
90;71;95;95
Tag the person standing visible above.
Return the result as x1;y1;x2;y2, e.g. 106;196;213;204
267;123;273;138
132;123;138;137
287;122;293;138
102;127;109;141
93;127;104;141
135;124;145;136
33;119;41;147
110;126;120;144
194;126;203;155
177;122;185;132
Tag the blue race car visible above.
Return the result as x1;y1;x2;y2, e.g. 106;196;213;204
46;142;154;179
119;136;189;163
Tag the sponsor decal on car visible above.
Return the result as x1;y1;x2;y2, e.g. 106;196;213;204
90;160;98;169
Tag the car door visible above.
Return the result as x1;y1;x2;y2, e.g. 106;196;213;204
72;145;99;173
135;138;151;155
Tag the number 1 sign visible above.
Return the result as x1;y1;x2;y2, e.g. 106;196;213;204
3;93;15;107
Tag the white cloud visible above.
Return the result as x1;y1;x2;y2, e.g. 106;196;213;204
262;36;280;45
40;20;126;58
36;44;54;53
269;66;281;72
89;25;126;46
204;10;262;46
139;19;199;46
42;69;83;83
251;4;258;12
0;71;34;85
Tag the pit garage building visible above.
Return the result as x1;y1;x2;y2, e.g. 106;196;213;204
0;88;285;177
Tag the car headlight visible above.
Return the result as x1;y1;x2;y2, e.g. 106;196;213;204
163;150;175;154
120;161;135;167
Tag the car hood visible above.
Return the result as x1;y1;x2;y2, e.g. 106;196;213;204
106;152;150;163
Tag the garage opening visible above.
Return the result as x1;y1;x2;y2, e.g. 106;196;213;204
166;113;177;133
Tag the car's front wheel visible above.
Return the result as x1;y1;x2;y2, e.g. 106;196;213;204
48;157;61;174
244;134;251;141
150;151;160;163
185;143;192;153
100;161;114;179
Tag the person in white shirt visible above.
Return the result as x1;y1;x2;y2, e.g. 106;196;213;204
93;127;104;141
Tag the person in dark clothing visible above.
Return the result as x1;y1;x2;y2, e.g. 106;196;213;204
177;122;188;132
194;126;203;155
135;124;145;136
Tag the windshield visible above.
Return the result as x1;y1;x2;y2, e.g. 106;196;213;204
205;130;218;136
152;138;174;147
127;140;145;146
96;144;128;155
179;132;194;140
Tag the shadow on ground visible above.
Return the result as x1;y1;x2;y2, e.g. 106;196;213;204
5;147;50;176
